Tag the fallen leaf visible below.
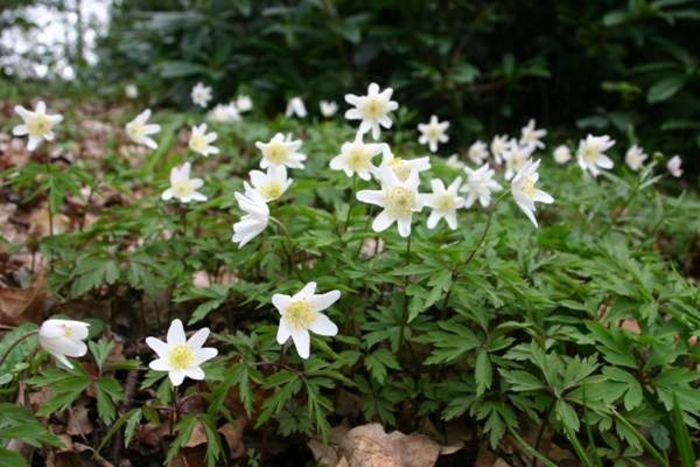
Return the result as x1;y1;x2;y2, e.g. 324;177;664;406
219;421;246;459
340;423;440;467
0;273;45;326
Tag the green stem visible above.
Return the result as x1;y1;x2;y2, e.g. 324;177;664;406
343;177;357;233
463;191;507;268
44;158;55;237
0;330;39;370
397;234;412;352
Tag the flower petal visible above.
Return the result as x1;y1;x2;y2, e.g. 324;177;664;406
310;290;340;312
308;313;338;336
167;319;186;344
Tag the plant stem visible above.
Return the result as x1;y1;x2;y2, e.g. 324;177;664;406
0;330;39;369
343;177;357;233
44;158;55;237
463;192;507;268
397;234;412;352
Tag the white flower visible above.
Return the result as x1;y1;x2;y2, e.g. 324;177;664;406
125;109;161;150
667;155;683;177
329;132;384;181
235;94;253;113
420;178;465;229
191;82;213;108
576;134;615;177
161;162;207;203
285;96;307;118
503;143;535;181
38;319;90;369
461;163;502;209
125;84;138;99
255;132;306;170
377;145;431;182
208;103;241;123
146;319;218;387
319;100;338;118
519;118;547;150
188;123;219;157
490;134;510;165
445;154;466;170
232;190;270;248
344;82;399;140
467;140;490;165
625;144;647;171
13;101;63;151
417;115;449;153
244;165;292;202
356;165;423;238
553;145;572;164
273;282;339;359
511;159;554;228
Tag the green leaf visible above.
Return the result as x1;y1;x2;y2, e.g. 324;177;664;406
475;350;492;397
0;449;28;467
671;394;696;467
165;414;198;464
89;339;114;372
364;348;400;384
647;75;686;103
556;399;580;432
500;370;546;392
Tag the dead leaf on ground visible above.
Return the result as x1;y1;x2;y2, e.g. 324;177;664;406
0;272;45;325
219;420;246;459
339;423;441;467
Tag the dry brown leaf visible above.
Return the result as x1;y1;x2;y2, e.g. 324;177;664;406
0;273;45;326
218;421;246;459
67;405;94;437
184;420;208;448
340;423;440;467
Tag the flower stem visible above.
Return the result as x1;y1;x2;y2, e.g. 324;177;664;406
0;330;39;370
397;234;412;353
463;191;507;268
44;158;55;237
343;177;357;233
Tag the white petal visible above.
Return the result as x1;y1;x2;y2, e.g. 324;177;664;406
187;328;210;349
356;190;384;206
396;217;412;238
272;293;292;313
183;366;205;381
149;358;171;371
167;319;186;344
310;290;340;312
276;321;291;344
193;347;217;365
169;370;186;387
12;124;28;136
372;210;394;232
291;330;311;359
297;282;317;299
146;337;170;359
308;314;338;336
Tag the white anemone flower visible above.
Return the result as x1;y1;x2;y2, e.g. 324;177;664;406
188;123;220;157
13;101;63;151
417;115;449;153
329;132;384;181
553;145;572;164
420;178;465;230
125;109;161;149
511;159;554;228
377;145;431;182
461;163;502;209
235;94;253;113
146;319;218;387
255;132;306;170
273;282;340;359
625;144;647;171
445;154;466;170
667;155;683;178
467;140;490;165
519;118;547;150
285;96;308;118
232;190;270;248
161;162;207;203
125;84;138;99
38;319;90;369
191;82;213;108
244;165;292;202
503;142;535;181
490;134;510;165
208;103;241;123
319;100;339;118
576;134;615;177
344;82;399;140
356;165;423;238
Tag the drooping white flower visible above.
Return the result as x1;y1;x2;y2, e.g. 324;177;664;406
125;109;161;150
519;118;547;150
208;103;241;123
490;134;510;165
244;165;292;202
576;134;615;177
319;100;338;118
511;159;554;228
625;144;647;171
467;140;490;165
344;82;399;140
161;162;207;203
377;145;431;182
461;163;502;209
235;94;253;113
232;190;270;248
13;101;63;151
273;282;340;359
146;319;218;387
285;96;307;118
503;143;535;181
38;319;90;369
191;82;213;108
255;133;306;170
356;165;423;238
445;154;466;170
417;115;449;153
553;145;572;164
667;155;683;177
420;178;465;229
329;132;384;180
188;123;220;157
125;84;138;99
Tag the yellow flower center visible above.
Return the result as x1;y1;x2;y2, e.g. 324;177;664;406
426;126;441;140
521;177;537;199
386;186;417;218
285;300;316;330
168;344;195;370
259;181;284;200
189;134;208;153
127;122;144;138
435;194;455;213
583;146;598;164
61;325;73;338
265;143;290;165
362;98;385;120
388;157;412;181
347;148;370;171
172;181;192;198
28;115;52;136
